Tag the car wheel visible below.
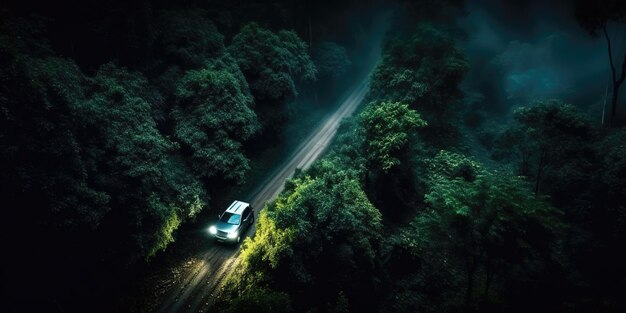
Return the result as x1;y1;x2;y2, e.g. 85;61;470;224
251;215;255;223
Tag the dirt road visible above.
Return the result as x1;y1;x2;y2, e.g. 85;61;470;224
155;78;370;313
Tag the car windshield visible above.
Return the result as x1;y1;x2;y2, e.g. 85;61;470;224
220;212;241;225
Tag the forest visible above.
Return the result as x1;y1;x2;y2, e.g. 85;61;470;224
1;0;625;312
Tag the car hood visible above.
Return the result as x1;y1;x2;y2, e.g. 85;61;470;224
216;221;239;233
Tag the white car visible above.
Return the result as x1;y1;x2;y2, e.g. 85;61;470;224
208;200;255;244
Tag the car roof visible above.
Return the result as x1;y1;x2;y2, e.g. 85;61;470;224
224;200;250;215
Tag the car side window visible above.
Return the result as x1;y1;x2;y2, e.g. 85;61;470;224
242;207;250;220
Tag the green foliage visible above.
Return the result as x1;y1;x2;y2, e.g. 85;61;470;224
493;100;594;196
146;202;181;258
313;41;351;80
230;22;316;101
381;218;459;313
83;63;172;184
369;23;468;113
156;10;225;69
426;150;482;181
173;62;260;182
229;22;316;130
358;102;427;172
0;54;111;230
2;4;320;278
580;129;626;302
229;159;382;311
0;48;207;261
82;63;207;260
514;100;592;144
421;151;564;310
151;10;229;103
489;101;626;311
367;22;468;150
10;3;623;313
597;129;626;201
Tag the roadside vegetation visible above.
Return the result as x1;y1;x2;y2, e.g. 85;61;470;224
218;1;626;312
2;0;625;312
1;0;357;311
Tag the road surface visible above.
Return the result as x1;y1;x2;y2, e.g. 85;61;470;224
155;78;371;313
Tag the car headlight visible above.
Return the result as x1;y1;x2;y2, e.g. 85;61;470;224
208;226;217;235
227;231;238;239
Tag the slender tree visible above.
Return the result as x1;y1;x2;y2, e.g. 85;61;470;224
575;0;626;127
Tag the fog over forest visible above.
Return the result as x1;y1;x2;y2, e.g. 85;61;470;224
1;1;625;313
462;0;625;119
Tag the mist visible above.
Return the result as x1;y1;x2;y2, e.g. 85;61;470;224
3;1;626;312
460;0;626;121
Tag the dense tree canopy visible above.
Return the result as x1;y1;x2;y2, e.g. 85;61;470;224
156;10;225;70
84;63;208;260
1;54;110;230
173;62;260;182
4;1;626;313
1;5;317;310
359;101;427;172
230;22;317;100
422;151;564;311
227;160;382;312
229;22;316;129
369;23;468;113
1;45;209;267
368;22;468;149
493;100;594;196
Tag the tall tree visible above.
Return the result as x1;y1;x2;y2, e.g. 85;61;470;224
357;101;426;215
512;100;593;193
575;0;626;127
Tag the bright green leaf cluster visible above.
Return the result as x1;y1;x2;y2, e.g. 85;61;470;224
228;159;382;310
358;101;427;172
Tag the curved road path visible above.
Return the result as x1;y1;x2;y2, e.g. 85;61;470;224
156;78;371;313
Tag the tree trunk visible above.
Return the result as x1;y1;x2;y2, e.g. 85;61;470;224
602;25;626;127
